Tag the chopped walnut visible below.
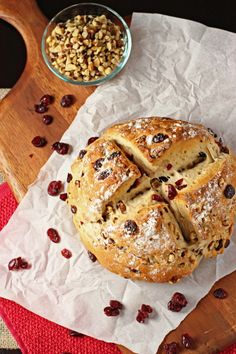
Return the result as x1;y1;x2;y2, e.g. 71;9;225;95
46;14;124;82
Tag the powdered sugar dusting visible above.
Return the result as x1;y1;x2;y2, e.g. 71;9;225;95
134;209;174;253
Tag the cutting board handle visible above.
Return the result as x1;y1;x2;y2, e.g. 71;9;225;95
0;0;48;70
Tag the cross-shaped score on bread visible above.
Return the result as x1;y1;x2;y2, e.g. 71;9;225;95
67;117;236;283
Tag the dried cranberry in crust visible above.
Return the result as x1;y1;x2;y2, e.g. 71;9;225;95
88;250;97;262
93;158;105;171
52;142;70;155
31;136;47;147
34;104;48;114
104;306;119;317
97;169;112;180
40;94;54;106
110;300;123;310
141;304;153;314
224;184;235;199
60;193;68;201
107;151;121;160
67;173;73;183
152;194;163;202
168;184;178;200
71;205;77;214
208;127;217;138
87;136;99;145
217;138;229;154
42;115;53;125
224;239;230;248
47;180;62;196
213;288;228;299
78;149;87;159
158;176;169;183
182;333;194;349
124;220;138;234
215;239;223;251
175;178;184;187
60;95;74;107
69;330;84;338
61;249;72;259
47;228;60;243
167;163;172;170
163;342;179;354
198;151;207;161
176;184;187;190
152;133;168;143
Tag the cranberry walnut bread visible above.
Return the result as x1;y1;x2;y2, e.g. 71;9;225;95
67;117;236;283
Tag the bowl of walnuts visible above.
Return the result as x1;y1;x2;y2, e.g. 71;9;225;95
41;3;132;85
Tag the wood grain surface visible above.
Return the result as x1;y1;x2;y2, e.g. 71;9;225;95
0;1;235;353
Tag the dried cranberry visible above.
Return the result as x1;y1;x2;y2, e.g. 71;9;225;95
69;330;84;337
88;251;97;262
8;257;29;271
34;104;48;114
60;193;68;201
172;292;188;307
213;288;228;299
107;151;121;160
224;239;230;248
61;249;72;259
87;137;99;145
152;133;168;143
136;310;147;323
141;304;153;314
124;220;138;234
168;292;187;312
47;228;60;243
47;180;62;196
97;169;112;180
110;300;123;310
198;151;207;161
175;179;184;187
152;194;163;202
182;333;194;349
93;158;105;171
215;239;223;251
158;176;169;183
117;200;126;213
8;258;20;270
60;95;74;107
168;184;178;200
52;142;70;155
224;184;235;199
216;138;230;154
78;149;87;159
176;184;187;190
104;306;120;316
42;115;53;125
40;94;54;106
71;205;77;214
167;163;172;170
67;173;73;183
31;136;47;147
163;342;179;354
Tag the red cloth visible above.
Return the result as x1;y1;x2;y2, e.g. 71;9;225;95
0;182;121;354
0;182;235;354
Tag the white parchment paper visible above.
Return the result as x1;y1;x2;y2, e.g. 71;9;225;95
1;13;236;354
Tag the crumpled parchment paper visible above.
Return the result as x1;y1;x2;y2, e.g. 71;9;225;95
1;12;236;354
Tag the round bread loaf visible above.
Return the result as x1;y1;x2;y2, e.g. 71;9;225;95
67;117;236;283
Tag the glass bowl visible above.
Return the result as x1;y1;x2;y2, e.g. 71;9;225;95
41;3;132;86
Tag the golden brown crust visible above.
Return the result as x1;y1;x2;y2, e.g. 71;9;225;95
67;117;236;282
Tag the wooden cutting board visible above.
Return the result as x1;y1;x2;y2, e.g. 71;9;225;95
0;1;236;353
